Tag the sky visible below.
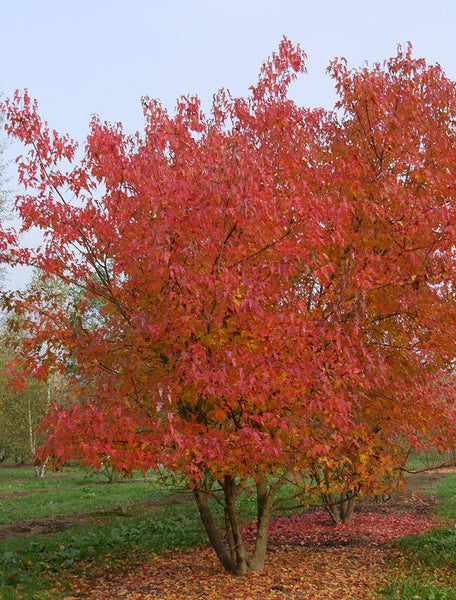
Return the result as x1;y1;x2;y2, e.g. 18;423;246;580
1;0;456;289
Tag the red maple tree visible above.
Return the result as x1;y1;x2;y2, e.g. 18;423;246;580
2;39;456;574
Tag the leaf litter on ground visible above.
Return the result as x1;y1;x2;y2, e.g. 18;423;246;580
67;495;446;600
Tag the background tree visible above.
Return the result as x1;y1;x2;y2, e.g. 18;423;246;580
2;41;456;575
0;90;14;285
0;338;49;464
303;48;456;522
0;273;69;472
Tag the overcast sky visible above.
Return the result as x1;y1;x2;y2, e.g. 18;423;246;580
1;0;456;288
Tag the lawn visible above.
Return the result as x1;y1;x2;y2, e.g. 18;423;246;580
0;479;168;524
377;473;456;600
0;461;455;599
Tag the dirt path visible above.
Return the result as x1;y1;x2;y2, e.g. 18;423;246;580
0;494;192;543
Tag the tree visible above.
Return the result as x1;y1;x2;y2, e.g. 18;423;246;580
0;275;69;471
0;92;14;285
2;40;456;575
303;47;456;522
0;339;49;464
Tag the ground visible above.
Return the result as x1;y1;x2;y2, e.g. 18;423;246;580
1;469;452;600
0;495;190;542
67;489;442;600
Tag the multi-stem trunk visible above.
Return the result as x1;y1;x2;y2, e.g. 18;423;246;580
321;489;357;525
34;456;48;479
312;467;357;525
193;472;287;576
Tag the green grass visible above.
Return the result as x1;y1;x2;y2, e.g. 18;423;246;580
0;465;39;480
0;464;206;599
0;472;123;493
0;504;207;599
0;465;177;524
0;480;169;524
377;473;456;599
405;450;456;472
2;462;456;599
380;578;456;600
0;464;199;598
433;475;456;520
0;464;154;488
0;465;107;487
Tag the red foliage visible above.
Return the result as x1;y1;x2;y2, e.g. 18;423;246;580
2;39;456;572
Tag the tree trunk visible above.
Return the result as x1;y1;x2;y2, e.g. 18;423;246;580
27;396;35;458
256;477;268;530
224;504;236;562
193;472;288;576
321;491;341;526
193;488;236;573
223;476;250;575
248;476;275;573
34;457;48;479
339;491;356;525
321;490;357;525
